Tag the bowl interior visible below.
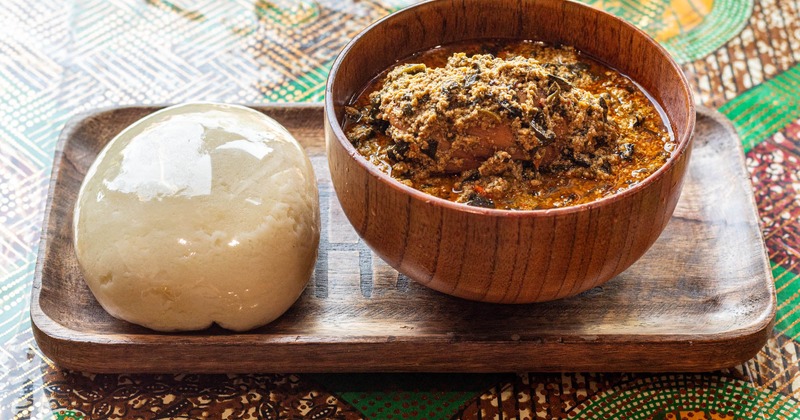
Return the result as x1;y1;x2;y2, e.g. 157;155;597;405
326;0;694;194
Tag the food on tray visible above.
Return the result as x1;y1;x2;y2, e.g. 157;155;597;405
344;40;675;210
73;103;320;332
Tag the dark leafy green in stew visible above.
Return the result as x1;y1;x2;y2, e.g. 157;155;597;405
344;40;675;210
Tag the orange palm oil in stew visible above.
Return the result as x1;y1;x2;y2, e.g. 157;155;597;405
343;40;675;210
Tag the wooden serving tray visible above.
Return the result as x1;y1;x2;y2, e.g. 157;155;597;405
32;104;775;373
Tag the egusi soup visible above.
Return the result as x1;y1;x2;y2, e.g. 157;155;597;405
343;40;675;210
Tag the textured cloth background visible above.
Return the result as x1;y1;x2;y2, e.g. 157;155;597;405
1;0;799;418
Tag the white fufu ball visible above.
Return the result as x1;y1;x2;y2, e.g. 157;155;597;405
73;103;320;332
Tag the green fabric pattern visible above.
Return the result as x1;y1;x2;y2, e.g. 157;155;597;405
774;263;800;342
310;373;507;419
572;375;800;419
583;0;753;63
255;0;320;26
262;60;334;102
661;0;752;63
720;64;800;152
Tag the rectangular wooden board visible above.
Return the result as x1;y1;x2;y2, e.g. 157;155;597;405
31;104;776;373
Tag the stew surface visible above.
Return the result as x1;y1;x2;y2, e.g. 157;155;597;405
344;40;674;210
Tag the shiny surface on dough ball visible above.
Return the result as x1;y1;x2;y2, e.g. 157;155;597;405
73;103;320;332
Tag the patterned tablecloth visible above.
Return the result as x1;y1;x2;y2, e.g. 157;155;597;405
1;0;799;418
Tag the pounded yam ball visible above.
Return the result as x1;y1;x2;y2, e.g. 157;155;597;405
73;103;320;332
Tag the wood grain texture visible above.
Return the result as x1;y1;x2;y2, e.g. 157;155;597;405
325;0;696;303
32;104;774;373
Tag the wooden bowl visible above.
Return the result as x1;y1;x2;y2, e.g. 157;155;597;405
324;0;695;303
